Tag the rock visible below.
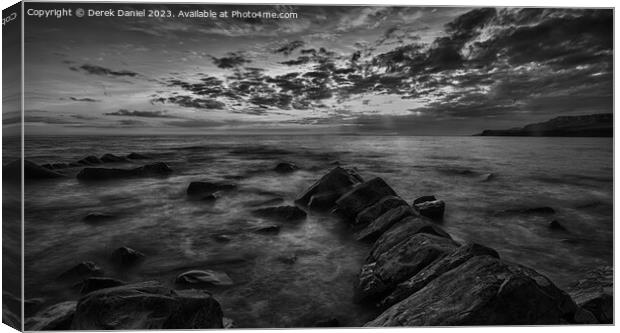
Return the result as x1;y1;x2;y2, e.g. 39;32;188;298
355;205;416;242
307;191;341;212
498;206;556;215
126;152;149;159
77;162;172;181
366;255;578;326
335;177;397;220
110;246;145;266
71;281;223;329
276;255;297;264
274;162;299;173
252;205;307;222
223;317;235;328
315;318;340;327
175;270;234;287
548;220;567;231
414;200;445;220
212;234;232;242
354;196;410;226
58;261;102;282
573;307;599;324
25;301;76;331
369;216;452;260
481;173;495;181
83;212;115;223
4;160;65;181
253;224;281;234
412;195;437;205
355;233;458;303
187;181;236;198
78;155;102;165
380;243;500;308
567;266;613;324
42;163;69;170
80;277;125;295
295;167;363;208
100;153;126;163
244;197;284;207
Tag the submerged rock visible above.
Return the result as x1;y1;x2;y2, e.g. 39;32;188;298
4;160;65;181
253;224;281;234
335;177;397;220
295;167;363;209
365;255;577;326
25;301;76;331
80;277;125;295
126;152;149;159
78;155;102;165
548;220;567;231
58;261;102;282
567;266;613;324
110;247;145;266
274;162;299;173
175;270;234;287
413;200;445;220
252;205;307;222
355;233;458;303
100;154;126;163
76;162;172;181
71;281;224;329
187;181;236;198
83;212;115;223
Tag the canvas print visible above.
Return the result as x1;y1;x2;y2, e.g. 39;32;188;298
2;1;614;330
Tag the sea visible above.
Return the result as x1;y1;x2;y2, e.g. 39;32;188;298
13;135;614;327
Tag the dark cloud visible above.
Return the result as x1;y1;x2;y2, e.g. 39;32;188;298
165;95;226;110
69;97;100;102
210;52;251;69
71;64;139;77
104;109;180;118
274;40;305;56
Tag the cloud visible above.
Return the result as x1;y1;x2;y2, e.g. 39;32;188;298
69;97;100;102
274;40;305;56
104;109;180;118
210;52;251;69
71;64;139;77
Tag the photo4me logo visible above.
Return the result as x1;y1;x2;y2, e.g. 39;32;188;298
2;12;17;26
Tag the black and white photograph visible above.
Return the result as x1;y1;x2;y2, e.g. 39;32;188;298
1;0;615;330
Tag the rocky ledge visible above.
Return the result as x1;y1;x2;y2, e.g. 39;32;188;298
297;166;613;326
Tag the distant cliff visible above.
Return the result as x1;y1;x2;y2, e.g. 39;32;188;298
476;113;613;137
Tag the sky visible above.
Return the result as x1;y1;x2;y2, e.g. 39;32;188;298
18;3;613;135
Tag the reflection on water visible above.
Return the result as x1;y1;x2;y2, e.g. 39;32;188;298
22;135;613;327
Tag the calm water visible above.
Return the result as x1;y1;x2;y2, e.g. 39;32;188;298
20;135;613;327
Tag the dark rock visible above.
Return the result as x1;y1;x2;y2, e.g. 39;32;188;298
412;195;437;205
126;152;149;159
212;234;232;242
567;266;613;324
42;163;69;170
25;301;76;331
573;307;599;324
83;212;115;223
100;154;126;163
366;255;578;326
307;191;341;212
548;220;567;231
80;277;125;295
355;233;459;303
335;177;397;220
355;206;416;242
276;255;297;264
78;155;102;165
369;216;452;260
223;317;235;328
4;160;65;181
252;205;307;222
253;224;281;234
110;246;145;266
175;270;234;287
481;173;495;181
71;281;224;329
354;196;410;226
244;197;284;207
295;167;363;208
187;181;236;198
381;243;500;308
77;162;172;181
274;162;299;173
414;200;445;220
58;261;102;282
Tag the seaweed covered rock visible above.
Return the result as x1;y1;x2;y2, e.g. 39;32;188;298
366;255;577;326
252;205;307;222
71;281;223;329
295;167;363;210
76;162;172;181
